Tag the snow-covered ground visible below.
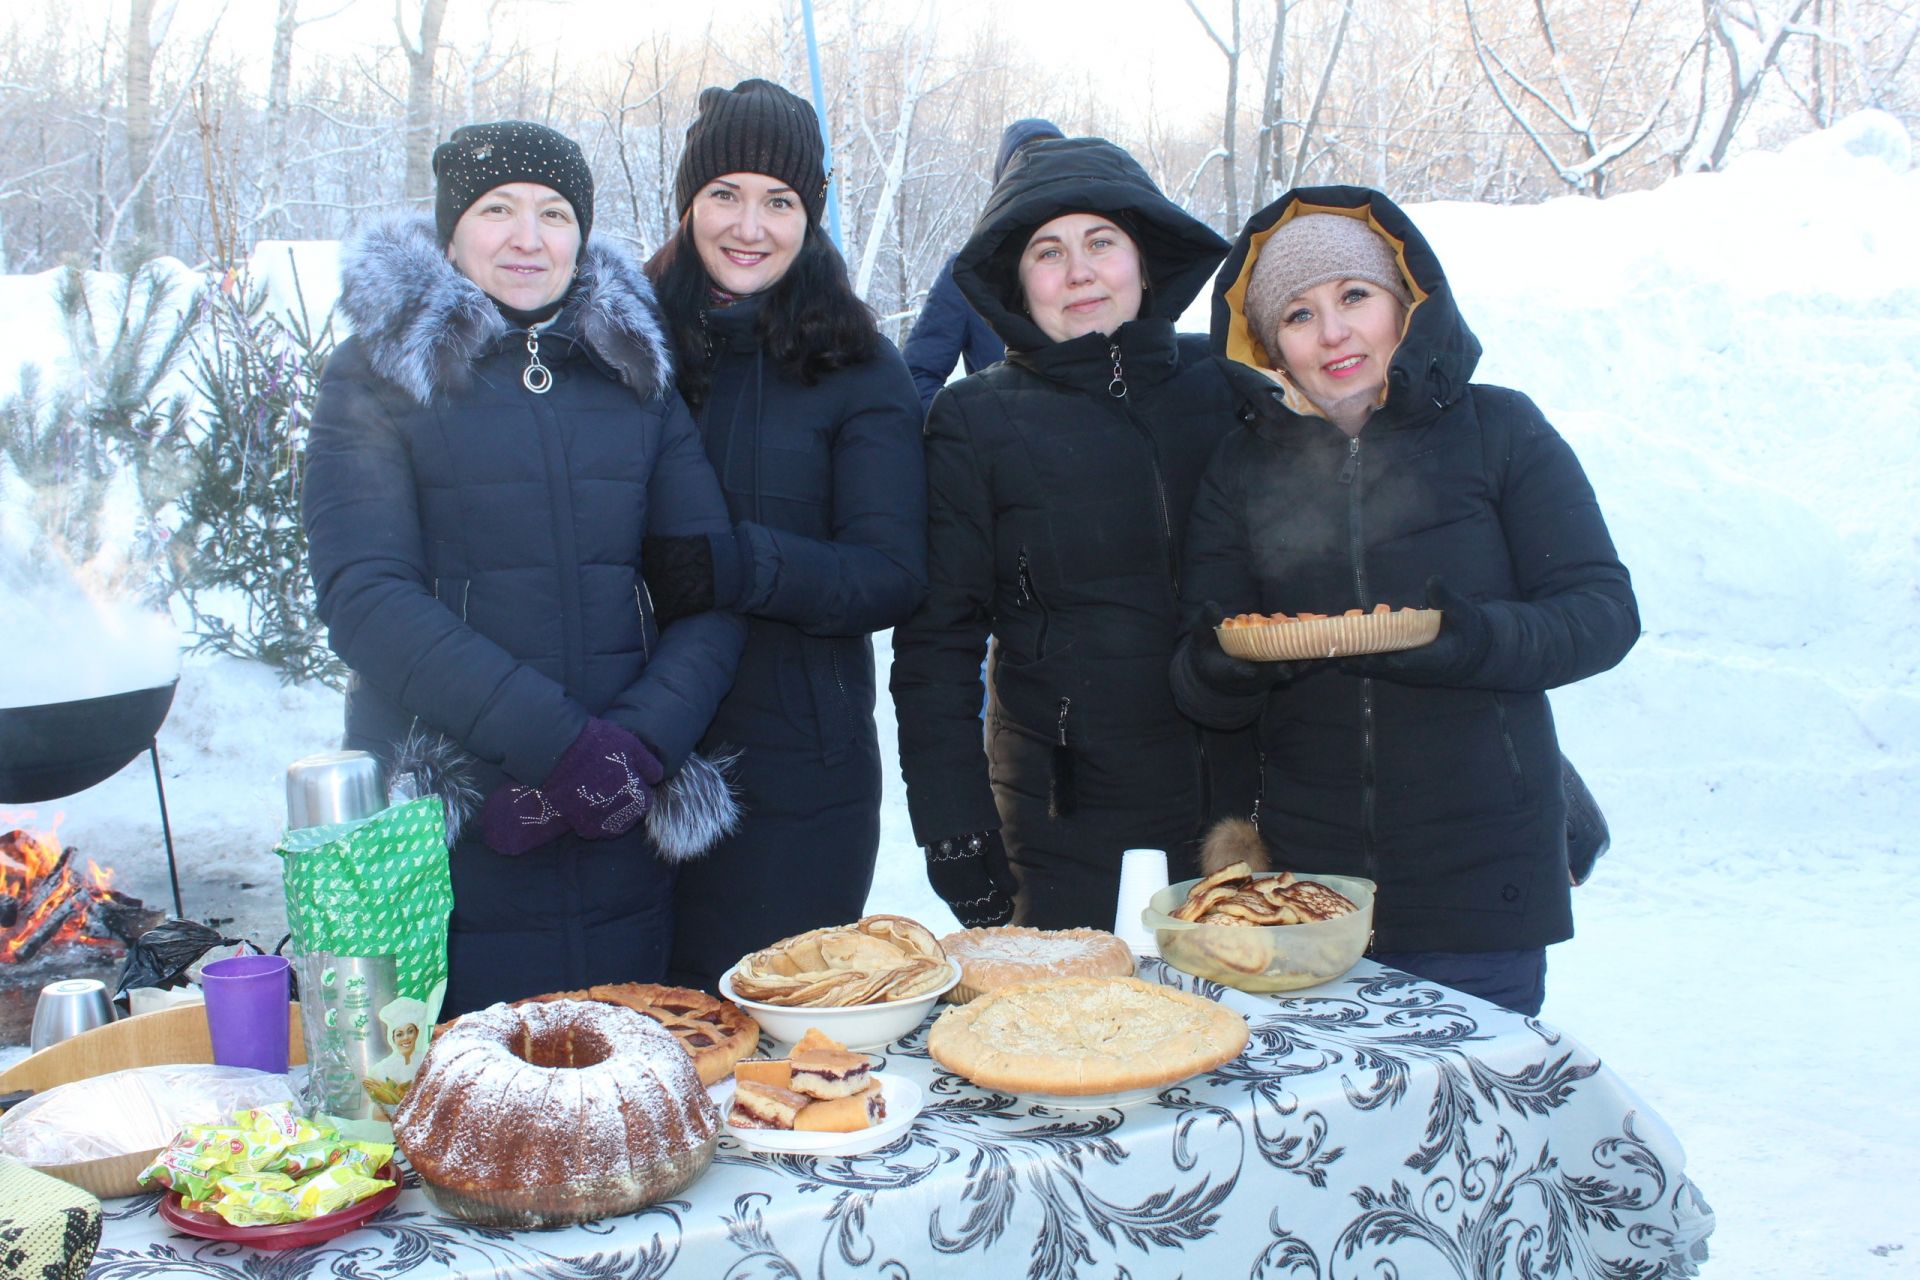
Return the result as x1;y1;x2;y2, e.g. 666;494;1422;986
3;114;1917;1277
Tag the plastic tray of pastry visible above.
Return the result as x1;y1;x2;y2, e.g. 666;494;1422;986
709;1074;921;1157
1216;607;1439;661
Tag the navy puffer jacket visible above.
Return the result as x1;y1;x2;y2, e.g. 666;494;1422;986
303;216;745;1011
1180;186;1639;953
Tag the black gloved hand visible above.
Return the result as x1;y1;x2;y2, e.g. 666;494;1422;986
925;829;1018;928
641;530;745;626
1341;578;1492;686
1180;602;1295;698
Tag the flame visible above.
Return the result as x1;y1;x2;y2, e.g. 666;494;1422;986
0;812;125;961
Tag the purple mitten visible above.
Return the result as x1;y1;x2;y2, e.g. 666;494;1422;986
545;718;666;840
479;784;568;856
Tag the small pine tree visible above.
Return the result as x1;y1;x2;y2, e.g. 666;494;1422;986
171;261;347;687
0;258;194;602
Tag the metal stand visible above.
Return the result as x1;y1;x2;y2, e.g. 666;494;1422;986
148;740;183;919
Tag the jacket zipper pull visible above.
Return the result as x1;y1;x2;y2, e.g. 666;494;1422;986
1017;551;1034;604
1049;696;1077;819
522;329;553;395
1107;342;1128;399
1338;436;1360;484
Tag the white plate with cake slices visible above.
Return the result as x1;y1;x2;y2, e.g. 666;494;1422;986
709;1074;923;1158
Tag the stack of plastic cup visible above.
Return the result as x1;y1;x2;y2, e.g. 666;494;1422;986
1114;848;1170;958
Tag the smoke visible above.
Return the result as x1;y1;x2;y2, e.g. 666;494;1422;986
0;518;181;711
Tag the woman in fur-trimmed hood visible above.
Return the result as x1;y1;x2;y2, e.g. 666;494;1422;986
1173;185;1639;1015
302;121;745;1017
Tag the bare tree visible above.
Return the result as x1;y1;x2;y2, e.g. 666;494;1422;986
1187;0;1244;228
1466;0;1699;195
397;0;449;202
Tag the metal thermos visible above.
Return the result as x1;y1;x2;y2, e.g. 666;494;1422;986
285;750;387;829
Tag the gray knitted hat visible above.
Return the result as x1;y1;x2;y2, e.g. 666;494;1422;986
675;79;829;225
1245;213;1412;353
432;121;594;247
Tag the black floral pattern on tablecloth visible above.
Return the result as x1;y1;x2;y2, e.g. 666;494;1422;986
89;961;1712;1280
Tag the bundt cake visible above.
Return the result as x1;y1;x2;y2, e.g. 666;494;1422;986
393;998;720;1227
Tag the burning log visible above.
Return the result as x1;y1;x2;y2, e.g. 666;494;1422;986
10;894;83;964
1;828;153;962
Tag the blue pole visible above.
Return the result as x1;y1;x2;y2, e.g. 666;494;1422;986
800;0;843;248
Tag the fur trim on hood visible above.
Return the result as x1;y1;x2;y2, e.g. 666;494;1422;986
337;213;674;406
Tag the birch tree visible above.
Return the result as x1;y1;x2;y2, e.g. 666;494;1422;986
398;0;449;202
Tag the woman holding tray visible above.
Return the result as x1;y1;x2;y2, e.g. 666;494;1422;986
1171;186;1638;1015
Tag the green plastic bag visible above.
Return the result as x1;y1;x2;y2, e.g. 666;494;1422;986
276;797;452;1021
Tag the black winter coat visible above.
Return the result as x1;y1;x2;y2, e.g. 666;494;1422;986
304;216;744;1015
890;137;1260;928
1179;186;1639;954
668;296;928;989
901;255;1004;413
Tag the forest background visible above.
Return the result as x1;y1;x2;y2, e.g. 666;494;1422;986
0;0;1916;685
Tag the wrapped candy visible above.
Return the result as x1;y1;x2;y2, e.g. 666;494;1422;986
138;1106;394;1223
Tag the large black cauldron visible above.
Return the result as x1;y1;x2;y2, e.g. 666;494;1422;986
0;680;178;802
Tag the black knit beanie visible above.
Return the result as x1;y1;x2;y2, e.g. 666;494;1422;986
433;121;595;248
674;79;829;225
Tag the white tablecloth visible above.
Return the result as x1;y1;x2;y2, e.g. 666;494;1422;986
89;959;1713;1278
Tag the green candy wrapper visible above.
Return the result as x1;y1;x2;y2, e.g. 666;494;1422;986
138;1106;395;1223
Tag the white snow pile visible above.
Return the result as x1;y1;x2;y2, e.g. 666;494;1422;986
0;113;1914;1279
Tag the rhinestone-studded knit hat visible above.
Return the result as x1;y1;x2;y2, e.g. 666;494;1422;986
674;80;829;225
1244;213;1413;354
432;121;595;247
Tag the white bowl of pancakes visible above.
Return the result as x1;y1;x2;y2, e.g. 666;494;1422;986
720;914;960;1050
1143;864;1375;993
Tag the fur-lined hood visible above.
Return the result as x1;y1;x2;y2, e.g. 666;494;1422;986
337;214;674;407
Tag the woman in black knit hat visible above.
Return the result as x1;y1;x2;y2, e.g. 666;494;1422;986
303;120;746;1016
643;80;927;989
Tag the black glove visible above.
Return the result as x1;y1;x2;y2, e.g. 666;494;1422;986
925;830;1018;927
641;530;745;626
1180;602;1296;698
1342;579;1492;687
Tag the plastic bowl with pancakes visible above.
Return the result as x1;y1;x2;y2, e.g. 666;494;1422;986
1142;873;1375;993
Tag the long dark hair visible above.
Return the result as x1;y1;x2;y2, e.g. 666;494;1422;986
645;218;879;412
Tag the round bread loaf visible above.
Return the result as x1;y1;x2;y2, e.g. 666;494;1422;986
394;998;719;1227
937;927;1134;1003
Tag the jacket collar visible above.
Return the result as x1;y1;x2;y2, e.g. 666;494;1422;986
1009;316;1183;392
337;214;674;406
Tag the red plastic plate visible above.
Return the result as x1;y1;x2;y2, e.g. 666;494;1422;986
157;1161;402;1252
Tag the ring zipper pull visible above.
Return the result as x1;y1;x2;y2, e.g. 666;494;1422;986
522;329;553;394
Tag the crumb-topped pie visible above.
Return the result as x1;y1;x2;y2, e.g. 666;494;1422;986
520;982;760;1086
926;975;1248;1096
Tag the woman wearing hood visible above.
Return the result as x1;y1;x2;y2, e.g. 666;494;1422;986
640;81;927;989
1173;186;1639;1015
303;121;745;1016
891;137;1259;931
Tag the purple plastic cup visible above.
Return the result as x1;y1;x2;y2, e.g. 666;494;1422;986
201;954;293;1073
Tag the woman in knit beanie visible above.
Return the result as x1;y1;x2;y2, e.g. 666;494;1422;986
302;120;747;1015
642;80;928;989
1173;187;1639;1017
